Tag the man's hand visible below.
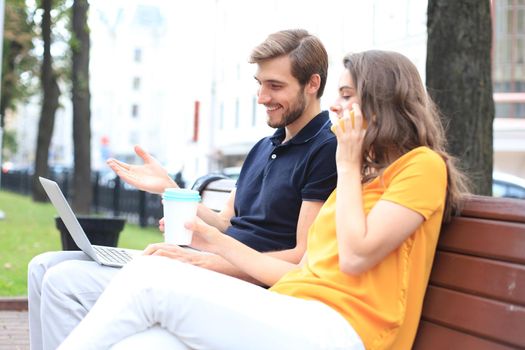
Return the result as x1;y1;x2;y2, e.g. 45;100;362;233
106;145;177;194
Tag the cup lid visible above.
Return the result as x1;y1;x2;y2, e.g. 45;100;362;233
162;188;201;201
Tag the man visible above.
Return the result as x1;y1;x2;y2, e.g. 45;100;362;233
28;29;337;350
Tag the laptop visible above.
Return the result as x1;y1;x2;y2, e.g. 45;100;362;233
39;176;141;267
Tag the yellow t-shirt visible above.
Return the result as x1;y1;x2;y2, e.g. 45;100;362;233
270;146;447;349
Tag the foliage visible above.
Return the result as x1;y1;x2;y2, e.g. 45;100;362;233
1;0;38;127
0;190;162;296
2;129;17;159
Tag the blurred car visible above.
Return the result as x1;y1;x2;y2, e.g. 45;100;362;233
96;169;136;190
493;171;525;200
1;162;34;174
221;166;242;180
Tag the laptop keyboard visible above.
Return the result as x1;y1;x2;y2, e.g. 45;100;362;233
93;246;134;265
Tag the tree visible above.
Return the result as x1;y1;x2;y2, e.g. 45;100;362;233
71;0;91;213
32;0;61;202
426;0;494;195
1;0;37;157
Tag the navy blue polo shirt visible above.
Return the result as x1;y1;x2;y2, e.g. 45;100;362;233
225;111;337;252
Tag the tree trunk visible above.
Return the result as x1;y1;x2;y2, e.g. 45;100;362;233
426;0;495;195
71;0;91;213
32;0;60;202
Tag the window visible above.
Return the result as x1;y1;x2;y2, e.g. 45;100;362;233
129;131;139;145
219;102;224;129
131;104;139;118
252;96;257;126
132;77;141;90
235;98;240;128
134;48;142;63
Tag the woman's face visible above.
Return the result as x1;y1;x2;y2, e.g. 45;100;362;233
330;69;360;119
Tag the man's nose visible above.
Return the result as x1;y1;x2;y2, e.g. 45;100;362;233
257;86;270;104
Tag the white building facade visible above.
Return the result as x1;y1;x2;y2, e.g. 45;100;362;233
8;0;524;184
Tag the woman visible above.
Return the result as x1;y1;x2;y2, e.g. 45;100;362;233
59;51;468;350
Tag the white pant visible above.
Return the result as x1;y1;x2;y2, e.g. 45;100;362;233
28;251;119;350
59;256;364;350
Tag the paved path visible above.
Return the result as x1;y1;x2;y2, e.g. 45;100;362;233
0;310;29;350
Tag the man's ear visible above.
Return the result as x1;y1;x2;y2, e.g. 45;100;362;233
306;74;321;95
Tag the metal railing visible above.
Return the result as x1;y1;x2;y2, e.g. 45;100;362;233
1;170;163;227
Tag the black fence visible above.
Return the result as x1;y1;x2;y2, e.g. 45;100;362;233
0;170;164;227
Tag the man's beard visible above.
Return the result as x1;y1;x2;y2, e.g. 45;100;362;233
267;88;307;129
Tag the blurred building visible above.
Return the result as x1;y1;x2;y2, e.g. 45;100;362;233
6;0;525;183
492;0;525;178
209;0;428;170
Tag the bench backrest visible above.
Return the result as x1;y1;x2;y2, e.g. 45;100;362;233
413;195;525;349
194;176;236;212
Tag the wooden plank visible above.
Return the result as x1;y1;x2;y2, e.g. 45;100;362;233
204;179;236;192
461;195;525;223
429;251;525;305
201;190;231;212
0;298;28;311
413;321;516;350
439;217;525;264
421;286;525;348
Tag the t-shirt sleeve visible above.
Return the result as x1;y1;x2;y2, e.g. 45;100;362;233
301;138;338;201
381;150;447;220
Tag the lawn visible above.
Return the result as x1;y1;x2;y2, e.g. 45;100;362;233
0;190;162;296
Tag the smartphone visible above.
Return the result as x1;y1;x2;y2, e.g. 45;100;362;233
331;109;367;132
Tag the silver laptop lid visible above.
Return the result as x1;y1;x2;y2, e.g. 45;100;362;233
38;177;101;264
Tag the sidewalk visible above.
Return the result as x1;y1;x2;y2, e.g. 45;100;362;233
0;298;29;350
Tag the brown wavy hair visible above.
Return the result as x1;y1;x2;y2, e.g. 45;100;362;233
343;50;469;221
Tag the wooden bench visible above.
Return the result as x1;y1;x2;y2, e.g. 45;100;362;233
413;195;525;349
192;174;236;212
194;177;525;349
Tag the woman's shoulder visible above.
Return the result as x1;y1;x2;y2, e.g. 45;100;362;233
394;146;444;168
385;147;446;181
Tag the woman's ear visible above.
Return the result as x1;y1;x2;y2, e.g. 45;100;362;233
306;74;321;95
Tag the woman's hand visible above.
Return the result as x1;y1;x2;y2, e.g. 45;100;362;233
106;145;177;194
184;217;225;254
331;103;366;173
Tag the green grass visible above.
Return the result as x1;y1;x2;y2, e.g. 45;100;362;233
0;190;162;296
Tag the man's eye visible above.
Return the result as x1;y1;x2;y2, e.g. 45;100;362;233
270;84;282;90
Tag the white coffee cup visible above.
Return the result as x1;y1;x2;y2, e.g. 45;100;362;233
162;188;201;245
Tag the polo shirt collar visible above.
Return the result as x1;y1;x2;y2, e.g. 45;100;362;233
269;111;330;146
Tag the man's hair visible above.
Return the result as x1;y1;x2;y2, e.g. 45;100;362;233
249;29;328;98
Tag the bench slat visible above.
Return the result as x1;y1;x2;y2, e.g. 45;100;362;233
439;217;525;264
461;195;525;223
421;286;525;348
204;179;236;192
413;321;516;350
429;251;525;305
201;190;232;212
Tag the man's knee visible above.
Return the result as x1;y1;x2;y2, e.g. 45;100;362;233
28;251;65;287
41;259;106;297
28;251;88;281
